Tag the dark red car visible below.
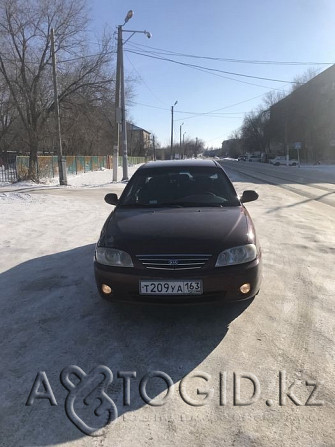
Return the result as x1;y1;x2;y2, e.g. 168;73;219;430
94;159;262;303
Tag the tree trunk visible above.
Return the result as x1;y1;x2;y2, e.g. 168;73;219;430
28;132;39;182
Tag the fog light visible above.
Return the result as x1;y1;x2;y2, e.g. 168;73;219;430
240;283;251;294
101;284;112;294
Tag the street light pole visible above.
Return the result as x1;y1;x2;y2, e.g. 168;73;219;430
170;100;177;159
113;25;122;182
179;122;184;156
152;135;156;161
114;10;151;181
119;26;128;181
182;131;186;159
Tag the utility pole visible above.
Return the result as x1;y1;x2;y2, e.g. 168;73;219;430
119;26;128;181
51;28;67;186
152;135;156;161
170;101;177;159
113;26;122;182
179;122;184;154
114;11;151;180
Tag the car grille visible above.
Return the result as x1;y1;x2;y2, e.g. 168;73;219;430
136;254;212;270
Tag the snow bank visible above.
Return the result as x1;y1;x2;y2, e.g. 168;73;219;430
0;164;143;189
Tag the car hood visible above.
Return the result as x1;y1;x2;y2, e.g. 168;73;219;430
99;206;254;254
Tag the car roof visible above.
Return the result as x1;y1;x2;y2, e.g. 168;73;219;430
138;159;219;170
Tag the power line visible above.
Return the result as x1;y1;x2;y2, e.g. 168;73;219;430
0;49;115;65
3;41;330;86
125;49;299;85
128;100;243;116
125;51;288;91
174;93;270;122
124;53;168;107
127;97;260;121
126;42;334;66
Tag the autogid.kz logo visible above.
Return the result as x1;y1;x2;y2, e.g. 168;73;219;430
25;366;324;437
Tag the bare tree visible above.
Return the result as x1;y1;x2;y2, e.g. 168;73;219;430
58;91;117;156
240;108;270;153
290;67;321;92
182;137;204;159
0;0;114;180
263;90;286;108
222;130;242;158
0;76;18;151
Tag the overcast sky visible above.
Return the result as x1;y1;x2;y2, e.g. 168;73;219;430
89;0;335;148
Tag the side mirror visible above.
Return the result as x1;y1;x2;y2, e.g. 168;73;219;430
240;190;258;203
104;193;118;205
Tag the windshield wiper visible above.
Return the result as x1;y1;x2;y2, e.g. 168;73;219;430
153;202;184;208
118;203;152;208
119;202;183;208
119;202;236;208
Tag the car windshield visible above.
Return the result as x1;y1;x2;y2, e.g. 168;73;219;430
119;166;240;208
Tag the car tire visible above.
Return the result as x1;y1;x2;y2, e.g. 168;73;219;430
291;162;297;166
274;162;280;166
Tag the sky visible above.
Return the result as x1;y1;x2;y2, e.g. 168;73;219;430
88;0;335;149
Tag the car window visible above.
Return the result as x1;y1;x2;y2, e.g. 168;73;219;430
119;166;240;207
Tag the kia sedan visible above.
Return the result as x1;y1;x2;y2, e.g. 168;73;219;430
94;159;262;303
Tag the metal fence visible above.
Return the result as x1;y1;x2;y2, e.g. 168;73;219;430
118;156;147;166
16;155;112;180
10;155;147;182
0;152;18;182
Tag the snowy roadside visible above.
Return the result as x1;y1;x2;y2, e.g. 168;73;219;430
0;163;143;190
1;161;335;190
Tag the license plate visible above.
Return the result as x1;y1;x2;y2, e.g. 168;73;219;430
139;280;203;295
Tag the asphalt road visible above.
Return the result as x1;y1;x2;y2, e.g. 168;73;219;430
221;160;335;207
1;162;334;447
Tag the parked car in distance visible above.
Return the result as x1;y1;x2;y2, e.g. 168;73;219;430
247;155;262;162
237;155;247;161
269;156;298;166
94;159;262;304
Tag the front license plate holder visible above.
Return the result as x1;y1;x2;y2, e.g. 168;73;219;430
139;280;203;295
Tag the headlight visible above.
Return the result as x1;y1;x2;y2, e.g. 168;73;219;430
215;244;257;267
95;247;134;267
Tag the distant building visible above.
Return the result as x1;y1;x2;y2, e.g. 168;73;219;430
269;65;335;163
127;123;151;157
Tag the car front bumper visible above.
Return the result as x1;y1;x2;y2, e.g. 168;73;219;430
94;257;262;304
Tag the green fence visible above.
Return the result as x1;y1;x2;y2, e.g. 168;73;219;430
118;156;147;166
16;155;148;180
16;155;111;180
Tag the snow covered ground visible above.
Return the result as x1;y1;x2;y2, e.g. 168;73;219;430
0;163;142;189
1;162;335;446
1;166;143;273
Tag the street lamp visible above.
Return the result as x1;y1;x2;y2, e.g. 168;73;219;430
182;131;186;159
114;11;151;181
124;10;133;23
170;100;178;159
